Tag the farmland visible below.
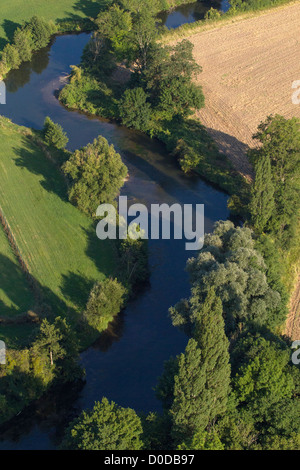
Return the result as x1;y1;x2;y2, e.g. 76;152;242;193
0;0;105;51
180;2;300;180
178;1;300;337
0;117;115;344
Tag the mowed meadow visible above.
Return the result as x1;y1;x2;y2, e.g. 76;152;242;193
0;118;116;344
0;0;106;50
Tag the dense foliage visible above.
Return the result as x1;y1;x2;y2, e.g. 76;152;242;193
0;16;55;75
249;115;300;246
83;278;126;332
43;117;69;149
0;317;82;425
61;397;144;450
170;221;285;332
62;136;128;216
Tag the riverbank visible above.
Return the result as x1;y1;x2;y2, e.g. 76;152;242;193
170;1;300;179
162;0;298;41
0;30;230;439
170;1;300;339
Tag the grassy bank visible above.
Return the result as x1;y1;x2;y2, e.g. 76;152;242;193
0;0;107;51
0;224;33;320
0;117;116;346
161;0;298;42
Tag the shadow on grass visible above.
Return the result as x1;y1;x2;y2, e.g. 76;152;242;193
13;136;69;201
73;0;112;18
82;225;117;278
2;19;21;42
0;37;8;52
0;252;104;350
60;271;95;310
0;254;33;317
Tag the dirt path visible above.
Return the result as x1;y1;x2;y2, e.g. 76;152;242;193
183;3;300;181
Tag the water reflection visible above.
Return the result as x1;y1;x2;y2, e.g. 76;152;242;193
0;26;229;449
5;46;51;93
159;0;224;29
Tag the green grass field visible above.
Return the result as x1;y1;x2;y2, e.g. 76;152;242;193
0;223;33;318
0;117;116;345
0;0;107;51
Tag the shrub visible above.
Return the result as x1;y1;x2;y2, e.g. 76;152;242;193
119;87;152;131
26;16;55;50
61;398;144;450
84;278;127;332
2;44;21;70
62;136;128;216
13;27;33;63
205;8;222;20
43;116;69;149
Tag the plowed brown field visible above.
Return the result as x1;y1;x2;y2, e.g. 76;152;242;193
184;2;300;181
182;3;300;338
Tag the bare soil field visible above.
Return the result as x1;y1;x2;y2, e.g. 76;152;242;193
184;2;300;181
181;3;300;338
286;276;300;340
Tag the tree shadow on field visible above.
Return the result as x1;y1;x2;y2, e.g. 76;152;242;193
0;37;8;52
2;19;21;42
0;254;32;317
13;136;69;201
82;225;117;279
60;271;95;310
205;126;253;180
74;0;112;18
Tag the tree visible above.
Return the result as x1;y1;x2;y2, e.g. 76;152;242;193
62;136;128;216
2;44;21;70
249;115;300;243
43;116;69;149
169;339;210;443
249;155;275;232
193;289;231;424
119;87;152;131
84;278;126;332
33;318;64;367
232;335;296;423
178;430;224;450
159;290;231;445
26;16;55;50
13;27;33;63
61;398;144;450
170;220;282;332
96;4;134;63
118;234;149;290
129;5;160;71
142;40;204;120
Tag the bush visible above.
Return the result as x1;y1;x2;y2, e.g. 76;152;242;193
118;235;149;291
84;278;127;332
2;44;21;70
61;398;144;450
205;8;222;20
119;88;152;132
62;136;128;216
26;16;55;50
43;116;69;149
13;27;33;63
174;139;201;173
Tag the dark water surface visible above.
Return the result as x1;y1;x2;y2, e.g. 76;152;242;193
159;1;230;29
0;26;229;449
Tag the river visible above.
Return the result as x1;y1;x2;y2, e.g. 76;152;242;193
159;0;230;29
0;3;230;450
